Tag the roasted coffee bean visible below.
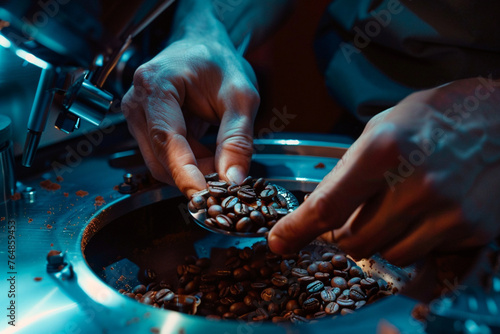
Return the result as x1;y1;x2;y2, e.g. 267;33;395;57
286;299;300;311
256;227;269;234
203;291;219;304
321;252;335;261
260;187;277;202
188;200;197;213
227;184;241;196
318;261;333;273
280;259;293;276
324;302;340;315
331;276;348;290
235;217;253;233
192;188;210;198
271;274;288;287
261;205;278;220
215;269;232;278
355;300;367;309
199;284;216;293
222;196;239;212
155;289;174;303
275;208;289;217
222;312;237;319
348;277;362;287
240;176;253;186
267;220;278;229
302;298;320;313
204;218;217;227
233;268;250;281
204;173;219;181
331;254;348;270
288;283;301;299
207;180;229;188
234;203;250;217
349;266;365;278
314;272;330;282
333;270;348;279
252;177;267;192
260;266;273;278
191;195;207;211
336;295;355;309
132;284;146;295
314;311;327;319
307;263;319;276
298;276;315;286
208;186;228;198
220;296;237;306
215;214;233;230
207;196;219;207
238;188;256;203
230;283;245;296
349;285;366;301
227;212;238;221
291;268;308;278
249;210;266;226
142;268;157;284
306;280;324;294
261;288;276;302
275;194;287;208
230;302;249;316
320;289;337;303
208;205;223;218
361;277;378;290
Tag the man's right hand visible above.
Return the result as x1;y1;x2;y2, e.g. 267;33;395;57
121;28;260;197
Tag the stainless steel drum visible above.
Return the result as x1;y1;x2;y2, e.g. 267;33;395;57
2;137;423;334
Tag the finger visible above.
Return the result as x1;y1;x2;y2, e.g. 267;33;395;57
335;193;421;261
143;89;207;196
122;88;176;185
268;136;395;255
216;101;257;184
380;212;459;267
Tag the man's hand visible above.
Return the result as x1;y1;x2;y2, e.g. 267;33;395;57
269;77;500;266
121;30;259;197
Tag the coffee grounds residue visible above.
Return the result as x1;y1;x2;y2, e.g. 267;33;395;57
40;180;61;191
76;190;89;197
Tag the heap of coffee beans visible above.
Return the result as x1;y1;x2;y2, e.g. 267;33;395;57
120;241;393;323
188;174;290;234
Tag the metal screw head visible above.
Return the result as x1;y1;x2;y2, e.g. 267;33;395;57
21;187;36;203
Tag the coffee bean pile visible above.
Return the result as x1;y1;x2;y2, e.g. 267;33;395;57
120;242;393;323
188;174;290;234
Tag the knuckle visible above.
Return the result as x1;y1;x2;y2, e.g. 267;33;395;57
308;193;339;232
133;64;155;93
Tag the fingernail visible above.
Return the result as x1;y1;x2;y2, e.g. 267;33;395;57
226;165;245;184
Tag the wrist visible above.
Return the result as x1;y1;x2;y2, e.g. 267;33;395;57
169;0;229;45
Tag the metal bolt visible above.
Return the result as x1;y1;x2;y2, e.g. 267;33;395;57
21;186;36;203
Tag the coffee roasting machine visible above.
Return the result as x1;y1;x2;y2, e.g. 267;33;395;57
1;1;499;333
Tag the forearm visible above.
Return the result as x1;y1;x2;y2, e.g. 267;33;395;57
170;0;295;52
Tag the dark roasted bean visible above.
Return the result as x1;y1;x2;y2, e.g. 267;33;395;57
239;247;253;260
208;205;223;218
249;210;266;226
314;311;327;319
349;265;365;278
271;274;288;287
132;284;146;295
325;302;340;315
331;276;348;290
286;299;300;311
215;270;232;278
321;289;337;303
261;205;278;220
349;285;366;301
195;258;211;268
235;217;253;233
192;188;210;198
280;259;293;276
275;208;289;217
187;264;202;274
298;276;315;286
318;261;333;273
314;272;330;282
156;289;174;303
253;178;267;192
355;300;367;309
261;288;276;302
221;196;239;212
331;254;348;270
361;277;378;290
204;173;219;181
260;187;277;201
307;263;319;276
234;202;250;217
227;184;241;196
215;214;233;230
208;186;228;198
230;302;249;316
276;194;287;208
207;180;229;188
288;283;301;299
341;308;355;316
321;252;335;261
238;188;256;203
191;195;207;210
302;298;320;313
225;256;242;269
336;295;355;309
240;176;253;186
291;268;308;278
206;196;219;207
306;280;324;294
204;218;217;227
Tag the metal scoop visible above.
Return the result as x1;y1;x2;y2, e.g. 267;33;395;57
190;184;299;238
